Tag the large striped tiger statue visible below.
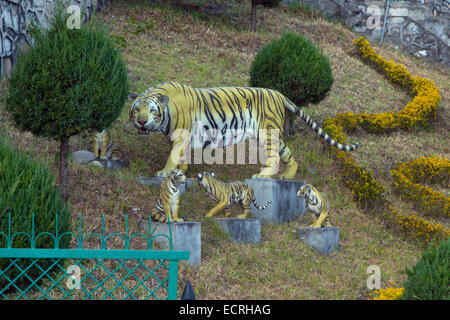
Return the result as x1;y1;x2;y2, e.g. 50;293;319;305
197;172;271;219
128;81;359;179
297;184;331;228
151;168;187;223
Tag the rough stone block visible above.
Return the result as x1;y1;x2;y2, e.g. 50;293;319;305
70;150;125;170
139;220;201;266
71;150;97;164
215;218;261;244
137;176;196;194
297;227;340;255
245;178;306;224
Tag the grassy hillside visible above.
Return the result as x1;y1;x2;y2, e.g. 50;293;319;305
0;0;448;299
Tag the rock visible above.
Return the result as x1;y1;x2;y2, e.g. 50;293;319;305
71;150;125;170
98;158;126;170
71;150;97;164
297;227;340;255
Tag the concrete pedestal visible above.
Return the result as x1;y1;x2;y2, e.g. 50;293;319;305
215;218;261;244
139;220;201;266
137;176;196;194
297;227;340;255
245;178;306;224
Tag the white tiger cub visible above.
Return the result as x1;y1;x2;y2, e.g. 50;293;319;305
297;184;331;228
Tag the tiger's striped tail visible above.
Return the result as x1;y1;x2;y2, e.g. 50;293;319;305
284;99;360;151
252;199;272;210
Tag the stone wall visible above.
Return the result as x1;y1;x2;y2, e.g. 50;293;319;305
283;0;449;68
0;0;109;78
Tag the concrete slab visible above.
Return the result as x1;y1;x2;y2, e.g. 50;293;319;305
139;220;201;266
245;178;306;224
297;227;340;255
215;218;261;244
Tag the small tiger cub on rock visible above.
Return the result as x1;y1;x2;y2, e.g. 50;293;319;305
297;184;331;228
151;169;187;223
197;172;271;219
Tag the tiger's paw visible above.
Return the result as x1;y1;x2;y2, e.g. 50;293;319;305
169;216;184;223
251;173;273;179
236;213;248;219
205;211;215;218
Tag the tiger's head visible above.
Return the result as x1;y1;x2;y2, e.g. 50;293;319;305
196;172;216;189
297;184;320;205
168;169;187;186
129;93;169;136
297;184;313;199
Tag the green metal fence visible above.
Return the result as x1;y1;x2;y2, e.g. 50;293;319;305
0;213;189;300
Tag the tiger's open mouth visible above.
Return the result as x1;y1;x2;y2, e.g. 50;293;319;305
138;127;151;136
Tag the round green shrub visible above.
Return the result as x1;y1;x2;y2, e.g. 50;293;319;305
401;239;449;300
249;31;334;107
0;137;71;292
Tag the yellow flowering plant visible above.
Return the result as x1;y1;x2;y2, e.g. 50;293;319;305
322;37;448;245
391;155;449;218
370;281;404;300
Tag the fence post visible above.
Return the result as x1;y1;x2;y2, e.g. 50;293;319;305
168;260;179;300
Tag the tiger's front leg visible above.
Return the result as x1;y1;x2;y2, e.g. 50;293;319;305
156;136;190;177
311;210;329;228
169;198;184;223
205;201;229;218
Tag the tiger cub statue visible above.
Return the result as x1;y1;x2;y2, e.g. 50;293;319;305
151;169;187;223
297;184;331;228
197;172;271;219
92;129;114;159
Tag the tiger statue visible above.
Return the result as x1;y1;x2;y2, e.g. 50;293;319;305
151;168;187;223
197;172;271;219
127;81;359;179
297;184;331;228
92;129;114;160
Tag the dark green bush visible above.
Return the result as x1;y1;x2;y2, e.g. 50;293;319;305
249;32;333;132
0;137;71;292
5;1;129;202
401;239;449;300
